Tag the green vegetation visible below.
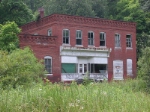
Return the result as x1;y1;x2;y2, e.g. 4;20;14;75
138;47;150;91
0;47;45;89
0;79;149;112
1;1;150;111
0;0;34;26
0;22;20;52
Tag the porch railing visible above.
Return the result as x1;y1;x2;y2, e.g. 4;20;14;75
61;73;108;81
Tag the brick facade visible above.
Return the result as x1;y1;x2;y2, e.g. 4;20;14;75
19;13;136;82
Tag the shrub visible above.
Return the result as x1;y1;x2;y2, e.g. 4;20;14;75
0;47;45;89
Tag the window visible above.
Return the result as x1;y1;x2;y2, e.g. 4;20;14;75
127;59;132;76
88;32;94;45
44;56;52;74
61;63;76;73
78;64;88;74
76;30;82;45
115;33;120;47
48;29;52;36
126;35;132;47
34;33;38;35
63;29;70;44
100;32;106;46
113;60;123;80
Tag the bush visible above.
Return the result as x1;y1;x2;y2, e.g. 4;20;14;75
138;47;150;92
0;47;45;89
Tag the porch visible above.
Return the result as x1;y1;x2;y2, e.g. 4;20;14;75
61;72;108;81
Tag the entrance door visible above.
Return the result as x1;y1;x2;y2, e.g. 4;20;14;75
78;63;88;74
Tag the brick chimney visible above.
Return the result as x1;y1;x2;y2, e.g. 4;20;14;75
38;7;44;18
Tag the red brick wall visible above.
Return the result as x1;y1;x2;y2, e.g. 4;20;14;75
20;14;136;82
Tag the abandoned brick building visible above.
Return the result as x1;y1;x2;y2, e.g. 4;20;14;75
19;10;136;82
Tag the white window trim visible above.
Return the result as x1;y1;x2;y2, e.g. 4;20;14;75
115;33;121;48
126;34;132;48
44;56;53;75
100;32;106;47
48;29;52;36
34;33;38;35
127;59;133;76
88;31;94;46
62;29;70;45
113;60;124;80
76;30;82;45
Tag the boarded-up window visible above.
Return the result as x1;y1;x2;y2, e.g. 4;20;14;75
113;60;123;80
61;63;76;73
127;59;132;76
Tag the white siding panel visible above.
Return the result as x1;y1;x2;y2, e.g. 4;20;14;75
61;56;77;63
89;57;108;64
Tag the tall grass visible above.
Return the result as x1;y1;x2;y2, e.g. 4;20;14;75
0;79;150;112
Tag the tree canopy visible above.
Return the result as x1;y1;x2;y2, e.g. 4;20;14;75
0;0;34;26
0;22;20;52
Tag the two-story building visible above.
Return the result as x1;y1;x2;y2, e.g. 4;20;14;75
19;10;136;82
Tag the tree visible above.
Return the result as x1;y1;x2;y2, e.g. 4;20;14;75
140;0;150;11
138;47;150;90
108;0;150;58
0;47;45;89
105;0;119;19
43;0;95;17
91;0;108;18
43;0;69;16
0;0;34;26
67;0;95;17
22;0;46;12
0;22;20;52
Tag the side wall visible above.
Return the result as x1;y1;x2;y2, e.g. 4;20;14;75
19;34;61;82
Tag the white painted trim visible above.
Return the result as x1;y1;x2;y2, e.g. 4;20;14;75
47;28;52;36
44;56;52;74
113;60;124;80
76;30;82;45
126;34;132;48
100;32;106;47
115;33;121;47
88;31;94;46
62;29;70;45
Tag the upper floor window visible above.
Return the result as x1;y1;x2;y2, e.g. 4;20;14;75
100;32;106;46
126;35;132;47
63;29;70;44
34;33;38;35
48;29;52;36
44;56;52;74
115;33;121;47
88;31;94;45
76;30;82;45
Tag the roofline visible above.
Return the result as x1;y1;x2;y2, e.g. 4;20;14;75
21;13;136;27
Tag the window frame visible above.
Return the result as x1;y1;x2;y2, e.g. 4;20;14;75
88;31;94;46
44;56;52;75
62;29;70;45
48;29;52;36
127;59;133;76
76;30;82;45
100;32;106;47
115;33;121;47
126;34;132;48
